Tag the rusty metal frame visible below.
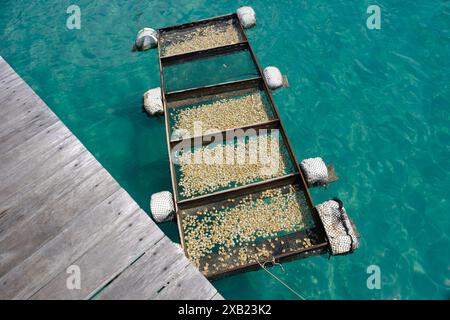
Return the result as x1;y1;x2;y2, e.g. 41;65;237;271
156;13;329;279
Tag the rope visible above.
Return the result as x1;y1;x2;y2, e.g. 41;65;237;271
257;259;307;300
262;258;285;273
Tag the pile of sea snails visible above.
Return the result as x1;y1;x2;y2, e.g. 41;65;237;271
162;20;243;56
181;185;314;273
177;134;291;198
171;92;271;137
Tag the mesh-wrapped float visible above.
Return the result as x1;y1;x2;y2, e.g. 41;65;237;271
316;200;359;255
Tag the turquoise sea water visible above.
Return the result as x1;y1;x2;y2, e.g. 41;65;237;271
1;0;449;299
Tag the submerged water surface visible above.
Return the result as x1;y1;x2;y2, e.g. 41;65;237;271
1;0;449;299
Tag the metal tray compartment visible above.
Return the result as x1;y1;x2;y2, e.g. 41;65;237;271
159;15;246;57
178;177;327;279
171;124;297;201
166;79;277;141
162;46;259;93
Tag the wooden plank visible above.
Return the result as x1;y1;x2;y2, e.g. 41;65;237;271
0;72;25;93
0;69;14;81
0;122;70;171
0;95;38;123
0;166;120;276
0;96;53;137
0;62;14;78
94;237;219;300
31;210;165;300
0;72;57;150
0;189;140;299
0;56;10;69
1;94;45;124
0;84;36;111
94;237;190;300
0;77;31;104
0;135;86;199
0;151;100;238
154;262;219;300
0;76;43;108
0;58;36;105
0;108;59;154
0;122;72;179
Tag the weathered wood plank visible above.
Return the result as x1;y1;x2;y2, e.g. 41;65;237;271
1;94;45;124
153;262;219;300
0;166;120;276
0;122;70;171
94;237;191;300
0;77;31;104
0;78;55;147
0;110;59;154
0;97;54;137
0;151;100;237
0;85;36;111
0;61;14;77
0;122;73;179
95;238;220;300
0;189;140;299
0;135;86;199
0;71;23;90
31;210;164;300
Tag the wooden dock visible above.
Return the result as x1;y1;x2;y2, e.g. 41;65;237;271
0;56;222;300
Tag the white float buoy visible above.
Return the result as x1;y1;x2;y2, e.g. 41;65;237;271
263;66;288;90
300;157;328;185
143;87;163;116
316;199;359;255
133;27;158;51
150;191;175;223
237;6;256;29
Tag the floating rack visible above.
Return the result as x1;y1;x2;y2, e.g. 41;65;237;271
157;13;330;279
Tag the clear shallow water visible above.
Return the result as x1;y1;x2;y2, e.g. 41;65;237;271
1;0;449;299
